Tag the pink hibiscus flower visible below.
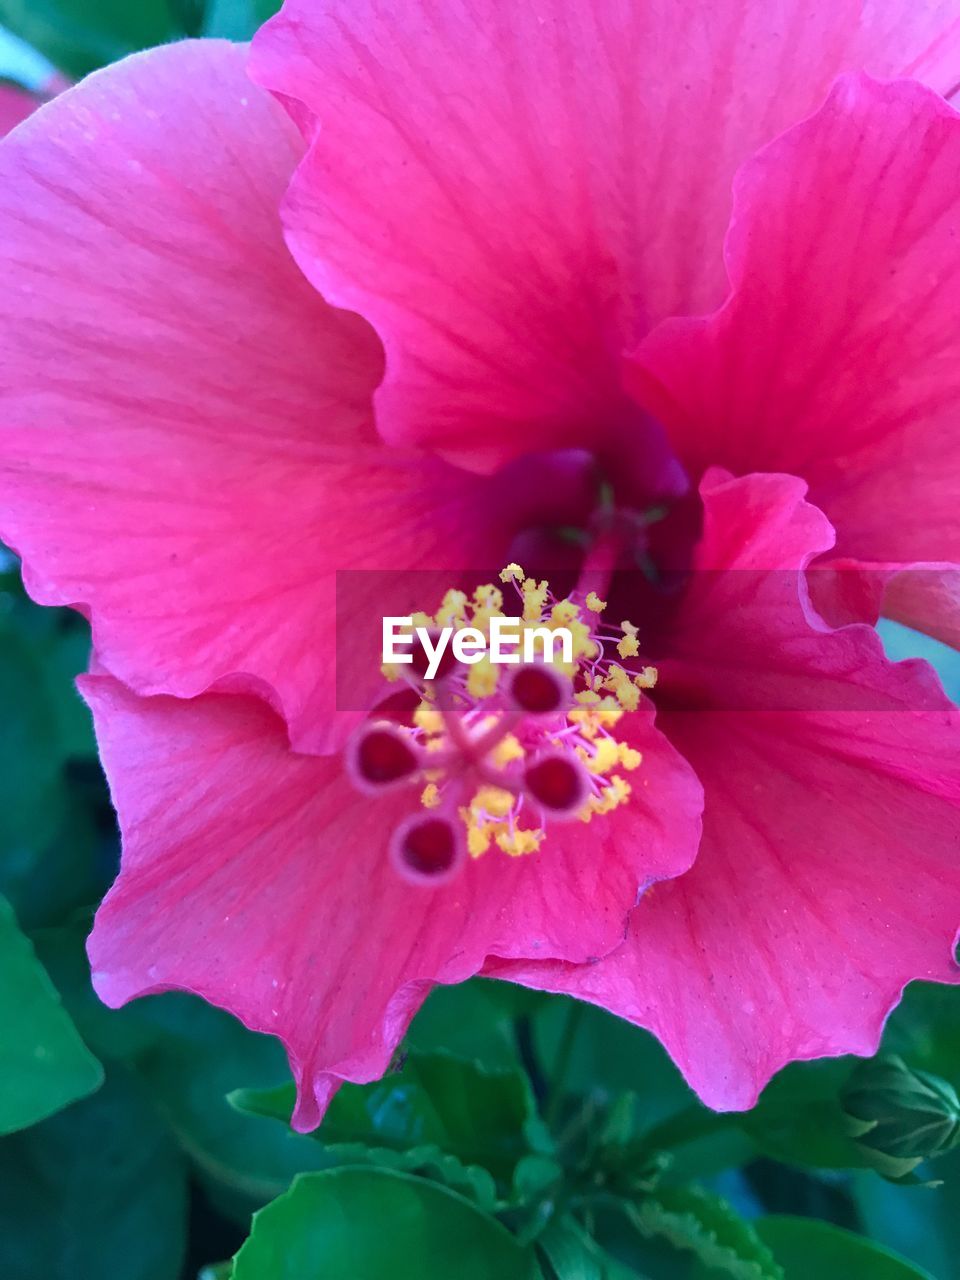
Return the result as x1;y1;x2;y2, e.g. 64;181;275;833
1;2;959;1131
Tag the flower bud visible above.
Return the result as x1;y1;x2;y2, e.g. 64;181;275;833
840;1054;960;1180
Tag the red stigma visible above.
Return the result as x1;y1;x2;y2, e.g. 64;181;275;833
353;724;419;786
391;815;463;885
524;752;589;815
507;664;570;715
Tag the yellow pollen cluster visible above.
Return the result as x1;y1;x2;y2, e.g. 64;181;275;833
459;785;544;859
390;566;656;860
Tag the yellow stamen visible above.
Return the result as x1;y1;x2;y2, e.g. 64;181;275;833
496;826;544;857
522;578;549;622
436;589;468;627
467;656;499;699
492;734;525;767
617;633;640;659
470;785;516;819
414;702;444;735
586;737;620;775
467;823;493;857
420;782;441;808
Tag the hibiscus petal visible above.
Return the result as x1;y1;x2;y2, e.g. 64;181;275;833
0;40;555;751
810;560;960;654
631;74;960;639
84;674;702;1129
0;83;38;135
488;472;960;1109
251;0;960;469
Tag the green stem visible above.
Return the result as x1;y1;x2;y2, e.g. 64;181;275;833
545;1001;586;1129
638;1103;735;1154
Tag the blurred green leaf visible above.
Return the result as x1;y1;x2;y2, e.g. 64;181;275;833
407;977;529;1068
738;1060;870;1172
231;1167;545;1279
0;1068;188;1279
755;1215;936;1279
198;1265;234;1280
233;1048;547;1204
33;922;167;1063
627;1187;783;1280
882;983;960;1079
853;1147;960;1279
233;1069;499;1206
0;578;105;929
740;1160;859;1234
0;622;69;851
122;994;331;1223
0;0;183;77
535;1001;693;1123
31;925;331;1223
1;800;109;933
538;1217;607;1279
0;894;102;1133
201;0;280;39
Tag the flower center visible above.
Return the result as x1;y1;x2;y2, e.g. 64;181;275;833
348;565;657;886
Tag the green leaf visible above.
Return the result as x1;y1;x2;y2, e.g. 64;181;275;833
233;1049;546;1196
0;805;107;933
0;1068;188;1280
627;1186;784;1280
881;982;960;1080
37;950;334;1259
0;0;182;78
407;977;527;1069
0;622;68;852
739;1059;871;1172
126;994;331;1223
538;1218;656;1278
0;895;102;1133
535;1001;693;1123
853;1146;960;1279
755;1215;936;1280
198;1266;234;1280
331;1050;545;1178
232;1167;545;1279
538;1217;605;1279
201;0;280;38
38;946;329;1224
0;590;105;929
533;999;751;1180
32;923;167;1063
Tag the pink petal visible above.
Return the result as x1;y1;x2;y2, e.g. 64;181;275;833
631;75;960;636
0;83;38;135
489;472;960;1109
883;566;960;649
250;1;960;470
810;560;960;653
0;40;549;751
84;674;702;1130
